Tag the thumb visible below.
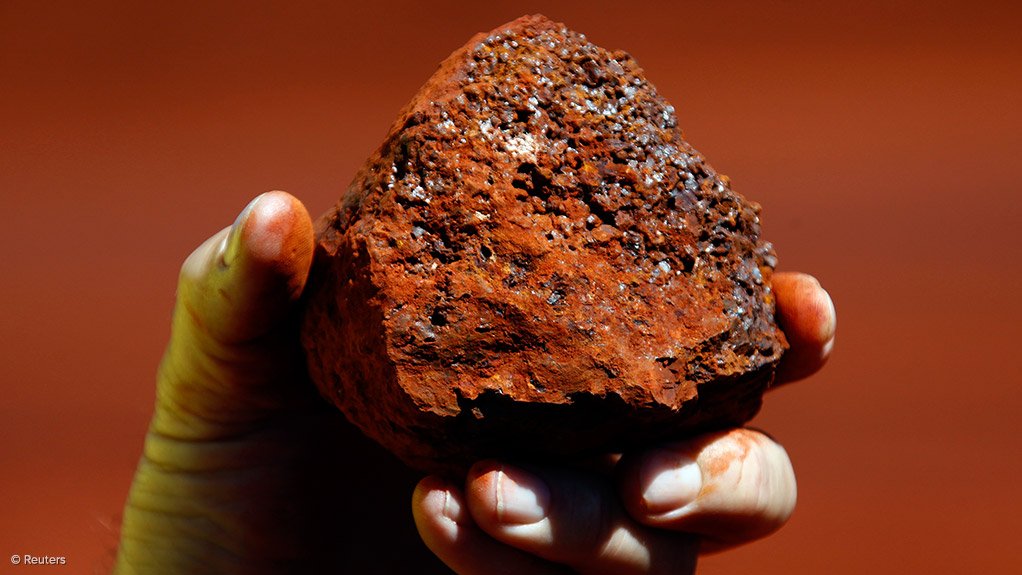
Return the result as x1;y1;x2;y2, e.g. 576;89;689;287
179;191;314;343
153;191;315;441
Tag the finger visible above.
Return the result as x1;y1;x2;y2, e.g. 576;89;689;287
413;476;572;575
464;462;698;575
772;271;836;384
154;191;315;441
618;428;797;554
179;190;314;344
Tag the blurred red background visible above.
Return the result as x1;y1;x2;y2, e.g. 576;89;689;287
2;0;1020;573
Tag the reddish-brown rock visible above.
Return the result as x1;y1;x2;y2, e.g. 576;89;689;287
301;15;787;475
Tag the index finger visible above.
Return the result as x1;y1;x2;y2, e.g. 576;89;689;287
772;272;836;385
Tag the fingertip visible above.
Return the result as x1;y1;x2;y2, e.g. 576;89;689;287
466;460;552;527
774;272;835;339
773;272;836;384
467;461;699;573
807;281;836;345
620;429;797;552
238;191;314;292
413;476;463;545
175;192;316;346
413;475;568;575
240;192;289;262
464;459;501;512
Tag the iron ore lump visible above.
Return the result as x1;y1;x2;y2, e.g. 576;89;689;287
301;15;787;475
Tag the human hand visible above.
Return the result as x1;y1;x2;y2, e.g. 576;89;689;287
114;191;446;573
113;192;835;574
412;272;835;574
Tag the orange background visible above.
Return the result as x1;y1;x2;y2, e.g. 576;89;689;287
2;0;1020;573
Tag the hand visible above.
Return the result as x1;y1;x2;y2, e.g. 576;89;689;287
113;192;835;574
412;271;835;574
114;192;445;573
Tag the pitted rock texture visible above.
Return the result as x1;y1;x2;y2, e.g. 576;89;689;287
302;14;787;475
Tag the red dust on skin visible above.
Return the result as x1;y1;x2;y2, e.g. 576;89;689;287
616;428;794;553
699;429;755;480
622;429;759;513
242;191;315;301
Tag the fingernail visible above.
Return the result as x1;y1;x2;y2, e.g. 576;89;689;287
640;449;702;514
495;464;549;524
221;193;266;268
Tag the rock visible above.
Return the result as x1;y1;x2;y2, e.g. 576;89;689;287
301;14;787;475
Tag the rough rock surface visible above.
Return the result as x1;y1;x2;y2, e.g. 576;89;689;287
301;14;787;475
